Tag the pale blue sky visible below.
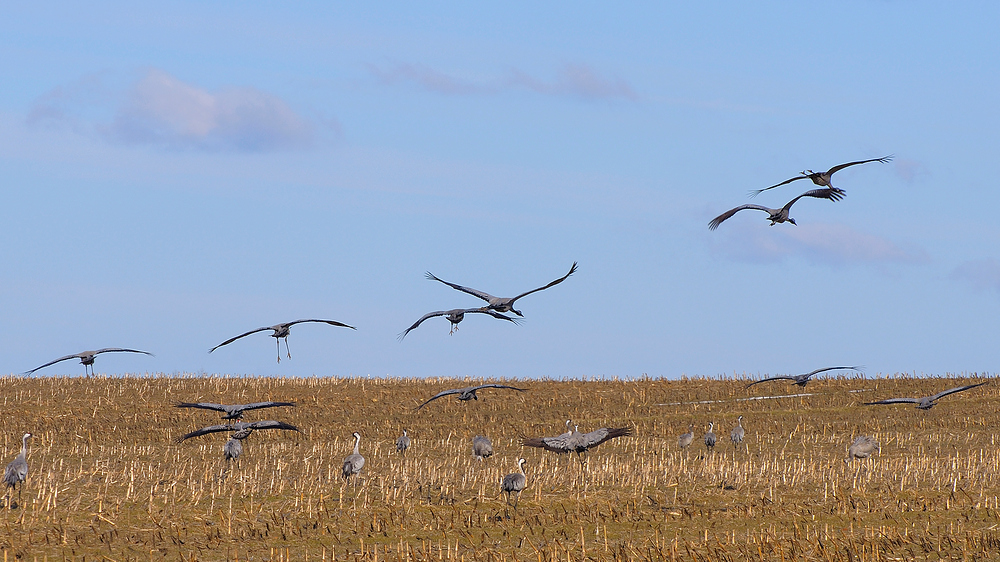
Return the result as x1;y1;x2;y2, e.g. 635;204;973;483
2;2;998;379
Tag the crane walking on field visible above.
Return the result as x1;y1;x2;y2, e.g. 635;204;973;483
730;416;745;450
3;433;31;509
501;458;527;509
704;422;717;452
343;432;365;481
846;435;879;462
678;425;694;450
472;435;494;461
24;348;153;375
210;319;355;363
396;430;411;455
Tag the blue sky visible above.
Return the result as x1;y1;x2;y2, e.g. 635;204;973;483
2;2;998;379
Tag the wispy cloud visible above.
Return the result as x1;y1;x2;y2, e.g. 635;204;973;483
27;69;321;152
712;221;928;266
951;258;1000;294
893;157;930;184
371;62;637;101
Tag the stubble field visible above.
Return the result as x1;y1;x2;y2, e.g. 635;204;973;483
1;374;999;561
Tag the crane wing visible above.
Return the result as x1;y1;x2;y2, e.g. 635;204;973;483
580;426;632;449
93;348;154;357
179;424;237;441
802;366;862;378
472;384;528;392
826;155;893;175
175;402;229;413
928;382;987;402
745;375;797;388
209;327;274;353
748;174;810;198
708;204;772;230
863;398;920;406
522;435;573;453
425;272;497;303
247;420;300;432
286;319;356;330
473;309;522;324
509;262;578;303
398;310;450;340
238;401;297;412
415;388;463;410
22;353;84;375
782;188;845;212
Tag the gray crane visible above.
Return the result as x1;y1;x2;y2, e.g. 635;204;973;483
178;420;300;442
749;156;893;198
501;458;527;508
415;383;528;410
704;422;717;452
425;262;578;317
3;433;31;509
678;424;694;449
396;430;411;455
213;421;299;463
846;435;879;462
746;366;863;389
343;432;365;480
398;307;519;340
730;416;745;449
24;348;153;376
864;382;987;410
472;435;494;461
175;401;296;420
708;188;845;231
210;319;356;363
522;424;632;460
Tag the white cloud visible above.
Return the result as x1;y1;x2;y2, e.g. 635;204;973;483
371;62;637;101
27;69;319;152
951;258;1000;293
712;221;928;266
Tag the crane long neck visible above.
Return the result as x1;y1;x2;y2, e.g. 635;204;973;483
353;434;361;454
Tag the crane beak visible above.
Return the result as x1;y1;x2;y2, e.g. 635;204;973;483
788;218;797;226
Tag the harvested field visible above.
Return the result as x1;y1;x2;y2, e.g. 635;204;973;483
1;374;999;561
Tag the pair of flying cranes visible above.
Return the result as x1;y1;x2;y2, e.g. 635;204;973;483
708;156;892;230
19;263;578;375
746;365;988;409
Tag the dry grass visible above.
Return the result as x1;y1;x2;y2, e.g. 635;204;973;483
1;374;999;561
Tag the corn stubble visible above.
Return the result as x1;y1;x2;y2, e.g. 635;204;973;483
1;374;999;560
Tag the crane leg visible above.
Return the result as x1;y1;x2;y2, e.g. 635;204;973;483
276;338;281;363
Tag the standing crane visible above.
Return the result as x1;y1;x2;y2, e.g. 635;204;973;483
343;432;365;480
3;433;31;509
501;458;527;509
